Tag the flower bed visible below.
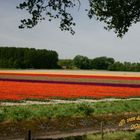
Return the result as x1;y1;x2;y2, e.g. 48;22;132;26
0;72;140;100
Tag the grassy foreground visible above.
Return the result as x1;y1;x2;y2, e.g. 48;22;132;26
0;99;140;121
85;130;140;140
45;131;140;140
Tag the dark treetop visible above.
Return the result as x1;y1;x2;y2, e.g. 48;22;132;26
17;0;140;37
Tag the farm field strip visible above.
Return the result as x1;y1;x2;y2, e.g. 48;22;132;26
1;72;140;80
0;80;140;100
0;73;140;86
0;71;140;101
0;78;140;88
0;69;140;77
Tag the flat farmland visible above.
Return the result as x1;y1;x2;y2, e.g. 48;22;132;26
0;70;140;101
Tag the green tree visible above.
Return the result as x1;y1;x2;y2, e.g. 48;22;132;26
58;59;74;69
73;55;91;69
108;61;140;72
0;47;59;69
108;61;125;71
92;56;115;70
17;0;140;37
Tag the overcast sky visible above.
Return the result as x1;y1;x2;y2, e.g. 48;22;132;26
0;0;140;62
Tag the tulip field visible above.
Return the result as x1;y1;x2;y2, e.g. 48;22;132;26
0;70;140;101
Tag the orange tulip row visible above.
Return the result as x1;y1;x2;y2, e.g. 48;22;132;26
0;80;140;100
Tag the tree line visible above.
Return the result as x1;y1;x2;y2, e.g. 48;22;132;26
58;55;140;72
0;47;59;69
0;47;140;72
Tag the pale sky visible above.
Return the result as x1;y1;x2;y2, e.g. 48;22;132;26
0;0;140;62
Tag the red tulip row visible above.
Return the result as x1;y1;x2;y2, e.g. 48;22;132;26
0;80;140;100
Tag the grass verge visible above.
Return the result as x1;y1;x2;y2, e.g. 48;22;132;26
85;130;140;140
0;99;140;121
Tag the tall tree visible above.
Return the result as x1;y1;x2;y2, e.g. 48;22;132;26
17;0;140;37
91;56;115;70
73;55;91;69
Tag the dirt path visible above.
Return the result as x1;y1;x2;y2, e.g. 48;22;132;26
1;98;140;106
